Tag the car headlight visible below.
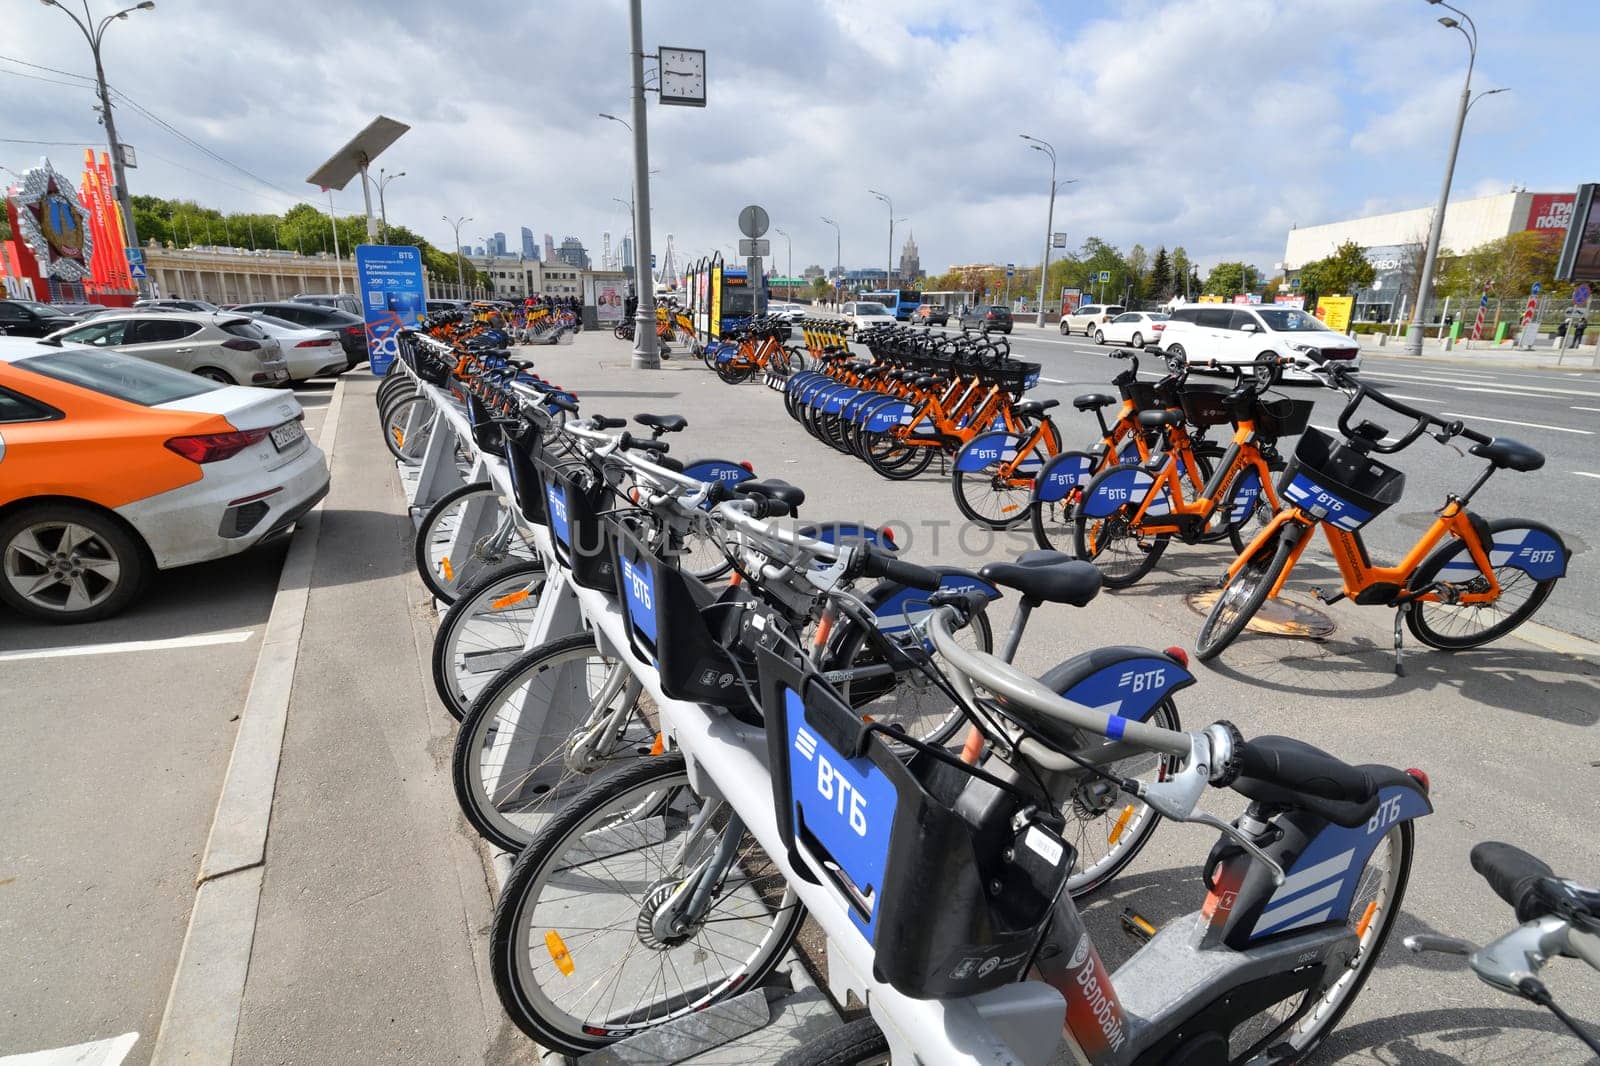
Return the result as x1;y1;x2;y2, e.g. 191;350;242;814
1287;342;1316;353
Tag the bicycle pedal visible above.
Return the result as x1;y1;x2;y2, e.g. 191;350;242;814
1309;585;1345;606
1120;908;1156;944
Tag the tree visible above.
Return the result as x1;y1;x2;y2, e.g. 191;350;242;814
1438;230;1567;302
1125;243;1149;302
1318;240;1377;295
1170;247;1191;297
810;275;831;300
1202;261;1261;297
1148;246;1173;301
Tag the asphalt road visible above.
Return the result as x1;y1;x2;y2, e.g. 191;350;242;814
0;380;334;1066
961;325;1599;642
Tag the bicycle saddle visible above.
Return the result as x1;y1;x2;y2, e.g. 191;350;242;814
1470;437;1544;472
635;413;687;434
1014;399;1060;416
978;549;1101;608
1231;734;1427;828
1073;393;1117;411
1137;409;1183;428
734;479;806;511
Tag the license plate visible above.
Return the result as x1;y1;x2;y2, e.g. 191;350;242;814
270;420;306;451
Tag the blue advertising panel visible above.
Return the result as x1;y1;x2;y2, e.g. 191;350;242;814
354;244;425;375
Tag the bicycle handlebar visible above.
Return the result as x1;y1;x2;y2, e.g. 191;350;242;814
1472;842;1558;923
1325;364;1493;453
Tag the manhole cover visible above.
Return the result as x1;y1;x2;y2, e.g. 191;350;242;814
1185;587;1337;639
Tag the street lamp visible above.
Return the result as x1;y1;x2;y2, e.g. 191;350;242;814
600;110;658;365
868;189;896;287
820;217;841;305
375;168;404;244
41;0;157;294
1020;134;1079;327
774;228;792;300
1405;0;1484;355
443;214;471;295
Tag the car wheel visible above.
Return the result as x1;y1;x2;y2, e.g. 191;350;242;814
195;367;235;385
1059;320;1069;335
1132;332;1144;348
1254;351;1279;388
0;503;149;623
1166;344;1187;375
1094;329;1105;344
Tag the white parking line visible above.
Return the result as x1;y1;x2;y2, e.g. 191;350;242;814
0;1033;139;1066
1441;412;1593;435
1574;406;1600;413
1575;472;1600;480
0;631;254;663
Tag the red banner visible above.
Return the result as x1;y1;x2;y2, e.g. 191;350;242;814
1525;193;1575;233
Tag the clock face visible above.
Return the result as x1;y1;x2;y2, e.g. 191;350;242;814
659;47;706;107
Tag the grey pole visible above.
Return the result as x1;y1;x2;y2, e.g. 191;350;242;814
444;215;471;296
377;168;404;244
625;0;659;368
869;190;893;286
1021;134;1060;328
1405;3;1478;356
357;160;378;243
775;228;791;300
43;0;156;294
821;217;840;306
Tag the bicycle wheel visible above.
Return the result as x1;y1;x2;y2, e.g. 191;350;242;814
1062;700;1179;897
777;1018;889;1066
1224;822;1412;1063
414;481;537;604
1195;525;1298;661
863;438;936;481
951;418;1056;530
785;346;811;372
1405;518;1561;650
453;632;655;852
1032;493;1078;555
490;754;805;1056
1073;465;1171;588
381;394;435;464
431;559;548;720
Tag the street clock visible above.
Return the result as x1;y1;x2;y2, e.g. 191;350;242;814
658;47;706;107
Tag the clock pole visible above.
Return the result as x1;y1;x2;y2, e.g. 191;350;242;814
627;0;659;369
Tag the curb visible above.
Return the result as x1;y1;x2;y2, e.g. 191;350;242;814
148;378;347;1066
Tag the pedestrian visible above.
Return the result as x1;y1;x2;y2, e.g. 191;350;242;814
1574;312;1589;349
1555;318;1568;349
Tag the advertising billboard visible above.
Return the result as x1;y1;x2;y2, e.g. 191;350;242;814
1525;193;1576;234
595;280;625;324
1556;184;1600;283
354;244;425;375
1315;294;1355;333
1274;294;1306;309
1059;287;1082;315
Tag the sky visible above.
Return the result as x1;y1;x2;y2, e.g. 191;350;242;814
4;0;1596;281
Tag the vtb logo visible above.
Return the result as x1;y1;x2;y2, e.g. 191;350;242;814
1118;668;1166;693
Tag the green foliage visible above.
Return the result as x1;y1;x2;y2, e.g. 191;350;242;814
810;275;831;299
1148;246;1173;301
1437;230;1569;301
1202;261;1262;297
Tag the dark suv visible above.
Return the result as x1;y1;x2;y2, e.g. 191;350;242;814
233;301;368;367
0;299;79;338
958;304;1013;334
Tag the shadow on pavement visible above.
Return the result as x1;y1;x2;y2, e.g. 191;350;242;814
1316;1005;1592;1064
305;506;415;587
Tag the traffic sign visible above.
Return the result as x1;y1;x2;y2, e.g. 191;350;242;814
125;247;144;264
738;238;770;256
1576;283;1592;307
1291;277;1301;288
129;262;147;279
1051;233;1066;248
1532;282;1542;295
651;253;657;267
737;205;769;239
1098;270;1110;283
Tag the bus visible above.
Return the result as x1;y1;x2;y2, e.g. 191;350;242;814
861;288;923;321
717;267;768;330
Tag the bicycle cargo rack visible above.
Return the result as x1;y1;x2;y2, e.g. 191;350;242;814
1278;427;1406;531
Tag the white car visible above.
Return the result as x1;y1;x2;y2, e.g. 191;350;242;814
247;313;347;381
1059;303;1126;335
1158;304;1362;384
841;302;896;332
48;311;290;387
766;302;807;324
1092;311;1169;349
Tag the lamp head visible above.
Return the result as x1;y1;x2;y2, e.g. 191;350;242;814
1438;16;1458;26
137;1;155;9
40;1;60;7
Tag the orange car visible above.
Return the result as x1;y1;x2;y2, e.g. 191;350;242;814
0;337;329;623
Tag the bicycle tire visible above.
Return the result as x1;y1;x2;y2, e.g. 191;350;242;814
950;415;1056;530
376;376;417;412
1195;525;1298;661
777;1018;889;1066
453;632;654;851
863;438;936;481
1405;517;1560;650
381;394;435;464
490;754;805;1055
1063;699;1180;897
1072;464;1172;588
431;559;548;720
414;481;536;604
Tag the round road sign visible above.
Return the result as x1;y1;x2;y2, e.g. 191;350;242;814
738;205;769;239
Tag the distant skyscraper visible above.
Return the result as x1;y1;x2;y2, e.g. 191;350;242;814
491;232;507;257
898;231;921;283
621;236;634;270
459;245;472;257
520;227;536;259
556;236;591;270
544;233;556;262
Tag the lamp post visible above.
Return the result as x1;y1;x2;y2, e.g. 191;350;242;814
376;168;404;244
1405;0;1482;356
1020;134;1079;328
41;0;156;293
443;214;471;296
868;189;895;288
820;216;840;306
602;2;658;367
774;228;792;300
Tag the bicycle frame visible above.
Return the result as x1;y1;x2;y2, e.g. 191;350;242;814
1119;418;1280;535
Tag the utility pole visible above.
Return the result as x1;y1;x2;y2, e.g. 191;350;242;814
377;168;405;244
1021;135;1078;328
444;214;471;297
775;227;792;300
869;189;894;288
625;0;659;368
821;217;840;306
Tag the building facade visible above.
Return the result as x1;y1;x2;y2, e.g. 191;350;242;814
898;232;921;282
520;227;538;259
556;236;591;270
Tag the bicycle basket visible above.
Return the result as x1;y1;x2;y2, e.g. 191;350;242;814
536;456;616;591
465;393;506;455
503;429;547;525
1252;396;1315;439
1177;384;1239;428
611;523;758;715
1279;427;1406;530
1122;377;1183;411
987;359;1042;396
758;647;1072;1000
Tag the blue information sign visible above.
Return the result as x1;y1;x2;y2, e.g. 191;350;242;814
1099;270;1111;282
1576;284;1592;307
354;244;426;375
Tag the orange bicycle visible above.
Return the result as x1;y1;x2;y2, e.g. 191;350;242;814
1196;366;1568;672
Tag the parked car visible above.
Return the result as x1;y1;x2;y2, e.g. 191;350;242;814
232;302;367;367
134;298;223;313
1059;303;1126;335
246;313;347;381
0;299;80;338
958;305;1013;334
1158;304;1362;383
840;301;896;332
1092;311;1169;349
913;304;950;326
290;292;363;316
426;299;469;314
50;302;111;321
0;337;328;622
766;302;806;324
46;311;290;387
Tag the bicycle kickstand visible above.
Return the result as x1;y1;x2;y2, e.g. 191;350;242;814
1392;604;1409;677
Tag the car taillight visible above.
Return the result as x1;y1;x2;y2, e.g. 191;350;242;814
221;338;260;351
1152;323;1165;331
164;428;270;463
345;325;364;335
294;338;331;348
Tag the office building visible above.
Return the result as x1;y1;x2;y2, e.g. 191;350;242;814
556;236;591;270
544;233;556;262
621;235;634;270
491;232;507;257
520;227;537;259
898;232;921;282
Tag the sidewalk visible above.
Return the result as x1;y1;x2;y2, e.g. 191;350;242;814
1353;332;1599;371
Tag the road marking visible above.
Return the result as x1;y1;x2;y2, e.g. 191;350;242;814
1574;406;1600;413
1574;472;1600;480
1385;394;1440;403
1040;377;1071;385
1363;368;1600;399
1442;412;1592;435
1;1033;140;1066
0;631;254;663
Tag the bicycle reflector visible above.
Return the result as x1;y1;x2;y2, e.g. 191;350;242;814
165;428;270;463
1406;768;1431;792
1165;646;1190;669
